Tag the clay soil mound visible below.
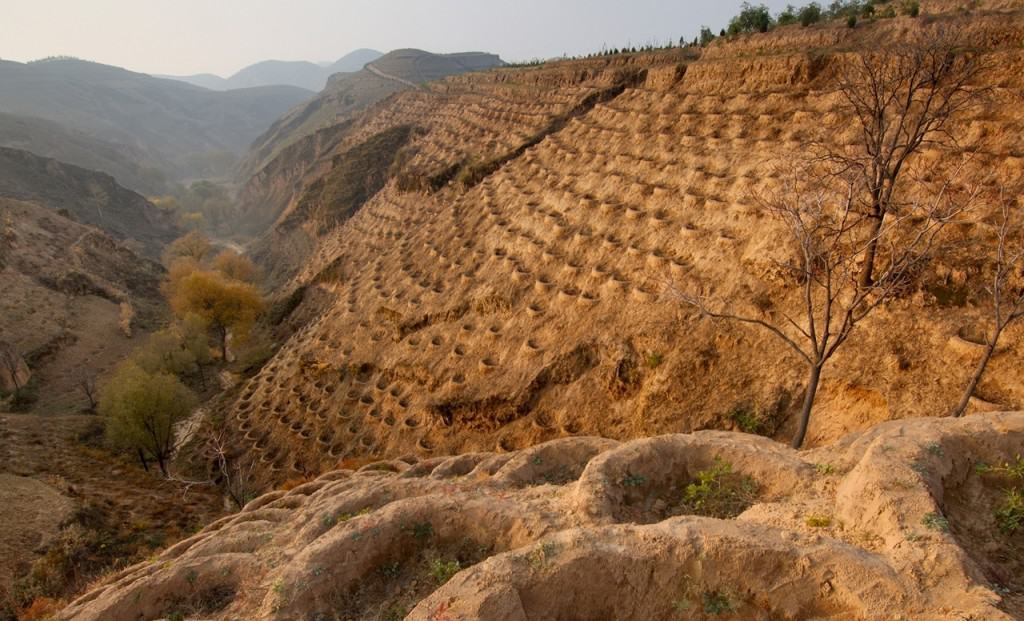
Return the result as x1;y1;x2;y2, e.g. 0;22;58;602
57;412;1023;620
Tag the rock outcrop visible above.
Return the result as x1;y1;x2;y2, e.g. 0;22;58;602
58;413;1024;620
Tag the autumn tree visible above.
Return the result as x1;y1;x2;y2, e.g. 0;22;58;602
952;187;1024;417
212;249;259;283
162;230;211;267
99;361;196;475
167;268;264;361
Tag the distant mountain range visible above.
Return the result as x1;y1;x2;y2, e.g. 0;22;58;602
0;58;313;181
157;49;384;92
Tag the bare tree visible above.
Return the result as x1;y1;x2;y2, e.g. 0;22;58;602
826;32;986;287
676;163;972;448
0;343;22;393
77;371;98;412
952;187;1024;417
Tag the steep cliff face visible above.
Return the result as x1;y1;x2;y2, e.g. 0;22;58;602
0;147;178;258
217;7;1024;490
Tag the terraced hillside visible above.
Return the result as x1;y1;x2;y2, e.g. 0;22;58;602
238;49;506;203
215;7;1024;488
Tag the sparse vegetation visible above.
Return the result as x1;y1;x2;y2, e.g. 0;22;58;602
922;512;950;532
805;514;832;528
682;459;758;518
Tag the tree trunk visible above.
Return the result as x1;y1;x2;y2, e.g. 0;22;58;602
218;326;228;362
156;453;168;477
792;364;823;449
137;448;149;472
952;339;998;418
858;212;885;288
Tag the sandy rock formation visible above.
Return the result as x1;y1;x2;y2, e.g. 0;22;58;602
59;412;1024;620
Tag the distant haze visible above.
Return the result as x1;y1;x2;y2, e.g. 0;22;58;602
2;0;794;77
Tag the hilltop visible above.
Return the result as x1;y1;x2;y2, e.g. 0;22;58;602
0;58;312;180
159;49;384;92
0;147;178;258
0;112;168;196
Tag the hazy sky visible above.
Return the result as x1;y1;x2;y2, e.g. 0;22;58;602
2;0;794;77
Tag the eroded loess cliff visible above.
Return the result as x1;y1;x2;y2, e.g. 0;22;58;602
59;413;1024;619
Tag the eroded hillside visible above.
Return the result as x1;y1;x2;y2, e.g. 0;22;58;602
59;413;1024;619
207;7;1024;490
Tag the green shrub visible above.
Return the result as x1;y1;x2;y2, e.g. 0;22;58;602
427;558;461;584
682;458;758;518
799;3;823;26
847;14;858;27
996;489;1024;534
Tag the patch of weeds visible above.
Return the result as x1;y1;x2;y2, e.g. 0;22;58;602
728;405;765;435
381;605;409;621
815;463;835;475
378;562;401;579
996;489;1024;534
427;558;461;584
528;541;558;569
646;352;663;368
922;512;950;532
805;514;832;528
911;460;930;475
681;458;758;518
531;454;544;466
925;442;944;457
702;590;736;615
407;522;434;542
622;473;647;487
321;507;371;528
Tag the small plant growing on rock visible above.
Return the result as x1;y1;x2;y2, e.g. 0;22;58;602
682;458;758;518
922;512;950;532
702;590;736;615
622;473;647;487
427;558;461;584
805;514;832;528
996;489;1024;534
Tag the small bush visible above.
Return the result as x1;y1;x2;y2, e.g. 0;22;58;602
427;558;461;584
847;14;857;27
922;512;950;532
798;3;822;26
682;458;758;518
646;352;663;368
703;590;737;614
903;0;920;17
996;489;1024;534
